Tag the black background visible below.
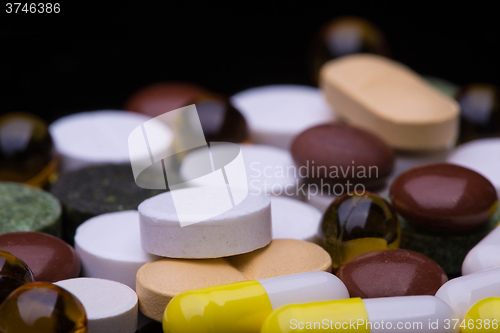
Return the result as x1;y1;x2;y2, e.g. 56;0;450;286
1;1;499;123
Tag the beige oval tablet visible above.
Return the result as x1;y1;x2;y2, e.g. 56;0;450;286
320;54;459;151
136;239;332;321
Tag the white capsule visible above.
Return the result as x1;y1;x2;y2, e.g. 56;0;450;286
261;295;458;333
462;223;500;275
436;266;500;319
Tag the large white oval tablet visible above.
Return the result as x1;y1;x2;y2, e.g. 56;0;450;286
271;196;322;243
231;85;335;149
55;278;138;333
320;54;459;151
180;144;300;198
50;110;173;172
447;138;500;196
74;211;160;290
139;188;272;258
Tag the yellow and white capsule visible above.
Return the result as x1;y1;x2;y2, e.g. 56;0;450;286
461;297;500;332
436;266;500;319
261;296;458;333
162;271;349;333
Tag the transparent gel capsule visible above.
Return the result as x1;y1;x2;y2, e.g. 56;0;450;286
310;16;390;83
320;192;400;271
0;112;55;187
0;282;87;333
0;250;35;303
456;83;500;142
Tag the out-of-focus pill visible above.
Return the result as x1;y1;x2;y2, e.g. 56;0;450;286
181;143;300;198
55;278;138;333
270;196;322;243
163;271;348;333
49;110;173;172
124;81;207;119
0;182;61;237
462;223;500;275
138;188;271;258
436;266;500;319
447;138;500;197
0;250;34;303
0;231;80;282
74;211;160;290
291;123;394;192
261;295;458;333
320;54;459;151
462;297;500;332
231;85;335;149
0;112;57;188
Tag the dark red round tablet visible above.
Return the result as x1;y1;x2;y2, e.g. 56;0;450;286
0;232;81;282
124;82;207;117
291;123;394;191
390;163;498;232
336;249;448;298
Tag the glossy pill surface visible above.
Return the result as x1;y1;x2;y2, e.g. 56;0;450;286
0;232;80;282
336;249;447;298
0;250;34;303
0;112;54;185
457;83;500;143
163;271;348;333
291;123;394;191
261;296;458;333
0;282;87;333
436;266;500;319
390;163;498;232
462;223;500;275
310;17;389;83
320;192;400;270
462;297;500;332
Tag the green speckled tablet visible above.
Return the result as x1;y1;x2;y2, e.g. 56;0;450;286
50;164;164;243
0;182;61;236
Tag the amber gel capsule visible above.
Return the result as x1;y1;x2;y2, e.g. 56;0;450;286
0;282;87;333
0;250;34;303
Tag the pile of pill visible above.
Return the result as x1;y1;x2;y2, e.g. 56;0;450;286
1;16;500;333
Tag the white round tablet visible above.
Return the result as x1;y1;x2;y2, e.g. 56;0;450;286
180;144;301;198
139;188;272;258
270;196;322;243
75;211;160;290
55;278;138;333
231;85;335;149
50;110;173;172
447;138;500;196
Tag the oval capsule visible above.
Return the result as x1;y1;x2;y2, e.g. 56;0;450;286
462;297;500;332
462;223;500;275
435;266;500;319
261;296;458;333
162;271;349;333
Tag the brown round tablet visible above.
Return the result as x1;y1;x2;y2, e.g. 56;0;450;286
390;163;498;232
0;232;81;282
291;123;394;191
336;249;448;298
124;82;207;117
